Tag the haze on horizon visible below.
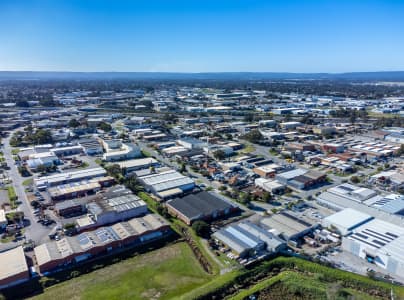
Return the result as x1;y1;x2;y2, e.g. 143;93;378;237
0;0;403;73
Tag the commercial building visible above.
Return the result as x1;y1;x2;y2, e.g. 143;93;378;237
166;191;238;225
322;208;374;236
76;193;148;231
34;214;171;273
212;221;285;258
0;246;29;289
138;169;195;199
342;218;404;277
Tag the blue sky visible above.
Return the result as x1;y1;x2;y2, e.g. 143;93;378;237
0;0;403;72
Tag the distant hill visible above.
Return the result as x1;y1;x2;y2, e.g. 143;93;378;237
1;71;404;81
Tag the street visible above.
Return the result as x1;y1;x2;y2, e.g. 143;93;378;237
1;131;54;251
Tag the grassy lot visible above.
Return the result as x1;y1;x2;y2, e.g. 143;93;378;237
240;143;256;154
30;243;212;300
232;271;383;300
22;178;33;186
4;186;18;209
182;256;404;300
11;148;20;155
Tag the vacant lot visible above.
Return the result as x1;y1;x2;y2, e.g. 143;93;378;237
31;242;212;300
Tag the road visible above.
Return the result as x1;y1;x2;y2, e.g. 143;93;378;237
1;131;54;250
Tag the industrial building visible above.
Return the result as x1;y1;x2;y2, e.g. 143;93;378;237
47;176;114;201
166;191;238;225
342;218;404;277
117;157;159;174
254;178;286;195
0;246;29;289
34;167;107;190
212;221;285;258
275;168;326;190
55;199;85;217
322;208;374;236
75;193;148;231
260;212;318;246
78;138;103;155
34;214;171;273
138;169;195;199
101;139;142;162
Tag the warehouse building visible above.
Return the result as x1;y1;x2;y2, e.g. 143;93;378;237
47;176;114;201
254;178;286;195
117;157;159;175
342;218;404;277
101;139;142;162
138;169;195;199
322;208;374;236
55;199;85;217
276;168;326;190
34;214;171;273
35;167;107;190
212;221;285;258
260;212;318;246
166;191;238;225
76;193;148;231
0;246;29;289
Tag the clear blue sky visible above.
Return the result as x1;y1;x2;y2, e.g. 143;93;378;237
0;0;403;72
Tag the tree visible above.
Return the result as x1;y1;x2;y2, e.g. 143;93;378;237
16;100;30;107
241;129;263;144
397;144;404;156
68;118;80;128
124;175;144;193
350;176;360;184
105;164;122;179
262;191;273;203
213;149;226;161
192;220;210;238
99;122;112;132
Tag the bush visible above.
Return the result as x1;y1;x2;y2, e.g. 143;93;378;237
192;220;210;238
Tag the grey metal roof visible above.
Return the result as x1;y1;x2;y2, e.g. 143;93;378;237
167;192;235;220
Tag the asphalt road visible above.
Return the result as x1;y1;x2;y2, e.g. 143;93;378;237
1;131;54;250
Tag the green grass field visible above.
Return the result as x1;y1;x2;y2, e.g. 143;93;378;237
30;243;212;300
